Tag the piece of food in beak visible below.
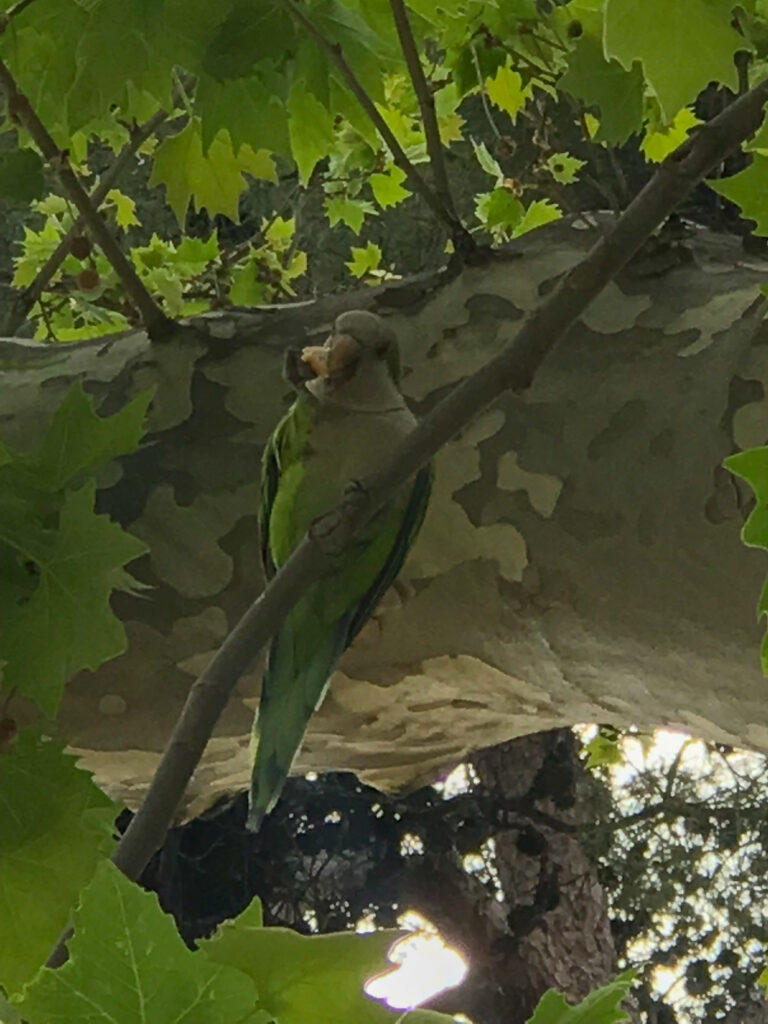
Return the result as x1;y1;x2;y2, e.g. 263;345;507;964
301;333;360;377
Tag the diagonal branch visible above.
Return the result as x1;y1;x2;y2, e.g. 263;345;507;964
0;58;174;340
4;108;172;336
388;0;474;256
281;0;475;256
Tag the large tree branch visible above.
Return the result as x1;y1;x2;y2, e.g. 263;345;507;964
104;76;768;884
281;0;475;256
4;108;172;335
0;58;174;339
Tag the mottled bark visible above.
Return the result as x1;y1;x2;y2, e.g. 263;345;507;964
3;216;768;817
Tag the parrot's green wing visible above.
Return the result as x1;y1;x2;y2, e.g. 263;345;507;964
248;415;431;831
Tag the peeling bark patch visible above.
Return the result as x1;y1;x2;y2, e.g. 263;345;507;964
465;293;524;321
497;451;563;517
580;282;651;335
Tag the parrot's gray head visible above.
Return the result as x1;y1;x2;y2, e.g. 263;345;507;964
300;309;401;388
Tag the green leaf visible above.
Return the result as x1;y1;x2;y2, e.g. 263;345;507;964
0;991;21;1024
558;34;643;145
476;187;524;236
229;257;267;306
641;106;701;162
325;196;377;233
18;861;262;1024
150;119;255;223
584;729;622;769
526;969;636;1024
196;70;291;157
203;900;400;1024
397;1013;457;1024
545;152;585;184
0;150;45;203
288;83;335;184
0;482;147;713
724;446;768;671
513;198;562;237
105;188;140;228
346;241;382;278
709;155;768;236
758;962;768;992
370;163;410;208
15;383;153;492
0;730;116;995
472;138;503;184
485;62;532;122
604;0;741;122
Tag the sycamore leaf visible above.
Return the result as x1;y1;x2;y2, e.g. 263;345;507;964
526;969;635;1023
545;152;585;184
370;164;409;208
150;120;261;223
105;188;140;228
513;198;562;237
0;483;147;713
0;731;116;995
724;446;768;671
472;138;503;184
584;729;622;769
641;107;701;162
476;188;524;236
558;34;643;145
485;63;532;122
709;156;768;236
325;196;377;233
17;861;263;1024
346;241;382;278
203;900;400;1024
288;83;335;184
196;70;291;157
14;383;153;493
604;0;741;122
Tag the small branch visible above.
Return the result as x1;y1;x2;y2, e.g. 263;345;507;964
45;71;768;966
0;58;174;339
388;0;473;255
281;0;473;255
471;43;502;140
6;108;171;335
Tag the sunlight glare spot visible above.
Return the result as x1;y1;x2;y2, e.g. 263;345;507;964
365;913;467;1010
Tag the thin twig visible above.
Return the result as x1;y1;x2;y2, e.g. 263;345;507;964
6;108;171;335
281;0;472;254
388;0;472;255
471;44;502;140
45;71;768;966
0;58;173;339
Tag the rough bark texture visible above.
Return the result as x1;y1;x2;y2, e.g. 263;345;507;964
4;215;768;817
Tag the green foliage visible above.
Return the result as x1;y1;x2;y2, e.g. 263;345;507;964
204;901;401;1024
527;969;635;1023
0;384;150;712
17;861;263;1024
585;727;623;770
0;731;117;995
724;446;768;670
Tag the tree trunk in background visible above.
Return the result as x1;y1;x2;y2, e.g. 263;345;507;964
4;216;768;816
139;731;619;1024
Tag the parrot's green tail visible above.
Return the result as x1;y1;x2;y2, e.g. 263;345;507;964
247;601;349;832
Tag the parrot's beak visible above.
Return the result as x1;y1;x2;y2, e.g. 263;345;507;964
301;333;360;378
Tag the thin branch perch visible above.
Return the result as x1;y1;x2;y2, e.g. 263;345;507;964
0;58;174;339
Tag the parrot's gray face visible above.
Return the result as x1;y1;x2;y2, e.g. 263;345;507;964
300;310;400;389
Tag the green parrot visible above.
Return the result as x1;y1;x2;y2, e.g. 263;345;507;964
247;309;431;832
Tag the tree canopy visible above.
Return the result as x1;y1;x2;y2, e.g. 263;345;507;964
4;0;768;1021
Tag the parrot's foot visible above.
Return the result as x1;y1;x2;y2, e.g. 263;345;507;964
311;478;370;556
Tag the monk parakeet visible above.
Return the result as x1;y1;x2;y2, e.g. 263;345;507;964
247;309;431;831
